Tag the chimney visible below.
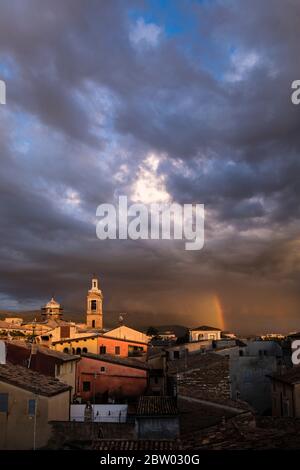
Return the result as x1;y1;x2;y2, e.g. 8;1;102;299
0;340;6;364
28;342;38;368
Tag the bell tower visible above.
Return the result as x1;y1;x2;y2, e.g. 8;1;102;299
86;275;103;329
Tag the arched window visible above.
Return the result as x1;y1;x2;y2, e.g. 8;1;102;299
63;347;69;354
76;347;81;355
72;348;75;354
92;320;95;328
91;300;97;311
82;347;88;353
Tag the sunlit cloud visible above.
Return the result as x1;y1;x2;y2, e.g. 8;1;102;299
131;154;171;204
129;17;162;48
225;49;260;82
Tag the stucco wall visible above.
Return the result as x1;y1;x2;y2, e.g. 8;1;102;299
190;330;221;342
53;335;147;357
0;381;70;449
230;356;277;414
104;326;150;344
77;356;147;401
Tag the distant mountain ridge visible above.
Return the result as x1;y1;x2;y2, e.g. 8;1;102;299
0;309;189;335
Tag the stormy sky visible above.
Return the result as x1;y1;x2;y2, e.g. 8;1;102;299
0;0;300;334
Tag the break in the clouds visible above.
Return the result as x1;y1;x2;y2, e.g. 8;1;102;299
0;0;300;334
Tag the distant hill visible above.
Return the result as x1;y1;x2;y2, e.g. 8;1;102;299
149;324;189;338
0;310;189;337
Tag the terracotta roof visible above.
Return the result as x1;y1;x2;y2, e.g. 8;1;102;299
6;341;80;363
269;366;300;385
0;321;27;330
182;413;300;450
137;396;178;416
52;334;147;346
0;363;71;396
81;352;150;370
101;334;148;346
92;439;181;451
168;352;251;410
37;346;80;362
190;325;221;331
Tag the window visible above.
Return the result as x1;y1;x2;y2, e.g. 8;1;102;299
63;347;69;354
28;399;36;416
173;351;180;359
0;393;8;413
115;346;120;355
128;345;144;356
92;320;95;328
56;364;61;376
239;350;244;356
99;345;106;354
82;347;88;353
91;300;97;311
83;381;91;392
100;366;106;372
76;347;81;355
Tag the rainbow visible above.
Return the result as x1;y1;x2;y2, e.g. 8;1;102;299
212;294;226;331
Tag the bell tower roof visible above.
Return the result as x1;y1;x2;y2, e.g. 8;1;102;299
89;274;102;294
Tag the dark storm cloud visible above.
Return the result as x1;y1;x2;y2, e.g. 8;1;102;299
0;0;300;332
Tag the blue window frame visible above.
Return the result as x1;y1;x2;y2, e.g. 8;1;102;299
28;399;36;416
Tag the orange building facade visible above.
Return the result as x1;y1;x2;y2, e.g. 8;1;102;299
76;354;148;402
52;334;147;358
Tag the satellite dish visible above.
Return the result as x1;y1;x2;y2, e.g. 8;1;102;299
0;341;6;364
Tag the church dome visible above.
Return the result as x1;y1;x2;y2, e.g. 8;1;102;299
45;297;60;309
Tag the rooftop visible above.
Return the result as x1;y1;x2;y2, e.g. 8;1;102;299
81;352;150;370
168;352;251;411
6;341;80;363
52;334;147;346
0;363;71;396
269;366;300;385
0;321;27;330
190;325;221;331
137;396;178;416
182;414;300;450
37;346;80;362
92;439;180;451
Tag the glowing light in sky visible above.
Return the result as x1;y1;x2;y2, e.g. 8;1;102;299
131;153;171;204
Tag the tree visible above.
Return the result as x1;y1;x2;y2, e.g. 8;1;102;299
147;326;159;337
